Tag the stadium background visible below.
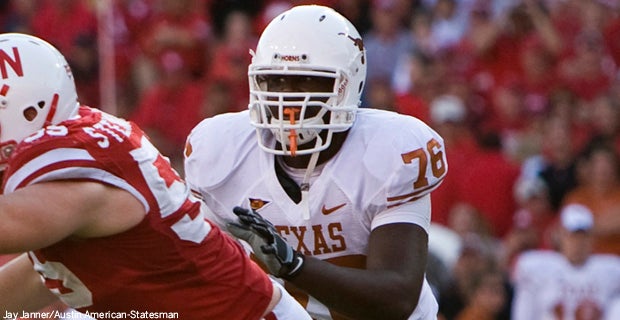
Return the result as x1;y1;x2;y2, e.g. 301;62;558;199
0;0;619;319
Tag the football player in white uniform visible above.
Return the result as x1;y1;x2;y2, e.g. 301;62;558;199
512;204;620;320
0;33;310;320
184;5;446;320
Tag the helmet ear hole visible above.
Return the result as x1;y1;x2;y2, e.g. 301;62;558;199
23;106;38;121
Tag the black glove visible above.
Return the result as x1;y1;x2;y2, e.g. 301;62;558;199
227;206;304;280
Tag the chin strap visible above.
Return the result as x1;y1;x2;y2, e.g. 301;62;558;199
299;136;321;220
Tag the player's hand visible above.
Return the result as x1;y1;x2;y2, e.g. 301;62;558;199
227;206;304;279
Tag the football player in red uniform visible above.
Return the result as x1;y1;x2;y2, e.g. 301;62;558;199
0;33;310;320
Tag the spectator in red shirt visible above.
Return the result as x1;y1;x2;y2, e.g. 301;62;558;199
428;94;479;226
139;0;211;84
108;0;156;114
0;0;38;34
589;93;620;154
557;31;615;102
207;9;257;113
130;51;204;173
603;7;620;68
393;50;435;124
455;130;521;238
30;0;99;107
30;0;97;54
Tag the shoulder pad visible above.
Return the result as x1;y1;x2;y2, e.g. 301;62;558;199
352;110;448;207
185;111;255;189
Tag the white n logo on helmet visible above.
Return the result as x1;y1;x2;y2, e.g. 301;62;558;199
0;47;23;79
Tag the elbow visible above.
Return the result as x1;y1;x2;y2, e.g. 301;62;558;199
387;279;424;320
390;299;419;320
353;289;419;320
376;289;421;320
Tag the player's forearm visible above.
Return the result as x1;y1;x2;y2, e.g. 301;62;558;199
289;256;422;320
0;254;59;314
0;207;65;254
0;184;88;253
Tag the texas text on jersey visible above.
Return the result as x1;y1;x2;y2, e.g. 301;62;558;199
185;108;446;319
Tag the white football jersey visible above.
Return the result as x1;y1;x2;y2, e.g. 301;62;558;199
512;250;620;320
185;108;446;319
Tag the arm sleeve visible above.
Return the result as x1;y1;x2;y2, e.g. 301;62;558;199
371;194;431;233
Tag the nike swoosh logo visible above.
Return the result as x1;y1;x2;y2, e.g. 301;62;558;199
322;203;346;215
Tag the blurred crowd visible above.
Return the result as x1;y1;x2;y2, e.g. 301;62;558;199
1;0;619;319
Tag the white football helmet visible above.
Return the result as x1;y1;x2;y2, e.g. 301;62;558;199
248;5;366;156
0;33;79;170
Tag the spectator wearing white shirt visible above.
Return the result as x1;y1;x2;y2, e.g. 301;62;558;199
511;204;620;320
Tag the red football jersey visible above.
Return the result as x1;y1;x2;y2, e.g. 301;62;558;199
2;106;272;319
